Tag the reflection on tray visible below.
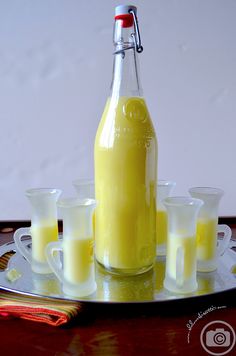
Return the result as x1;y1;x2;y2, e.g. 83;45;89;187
96;263;155;302
32;272;61;296
0;241;235;303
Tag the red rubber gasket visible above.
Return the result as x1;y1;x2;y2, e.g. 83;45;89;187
114;14;134;28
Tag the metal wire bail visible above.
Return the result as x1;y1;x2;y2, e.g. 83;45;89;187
129;9;143;53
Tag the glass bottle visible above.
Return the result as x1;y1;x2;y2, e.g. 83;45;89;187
94;5;158;275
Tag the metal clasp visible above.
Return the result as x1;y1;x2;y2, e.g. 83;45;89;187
129;9;143;53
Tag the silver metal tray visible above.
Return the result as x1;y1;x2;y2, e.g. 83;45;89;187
0;237;235;303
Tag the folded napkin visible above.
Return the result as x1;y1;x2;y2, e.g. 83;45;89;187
0;252;82;326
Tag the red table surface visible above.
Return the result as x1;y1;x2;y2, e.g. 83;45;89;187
0;218;235;356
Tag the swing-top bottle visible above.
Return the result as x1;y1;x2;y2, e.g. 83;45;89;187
94;5;158;275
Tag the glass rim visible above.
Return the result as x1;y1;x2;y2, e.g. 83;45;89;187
189;187;224;196
158;180;176;187
57;197;96;209
25;188;62;197
163;196;203;207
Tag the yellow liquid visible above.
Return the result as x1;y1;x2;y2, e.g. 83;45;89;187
94;97;157;272
63;237;94;284
156;210;168;245
167;235;196;280
196;219;217;260
31;223;58;263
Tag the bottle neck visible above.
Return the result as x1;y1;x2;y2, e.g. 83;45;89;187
110;20;142;99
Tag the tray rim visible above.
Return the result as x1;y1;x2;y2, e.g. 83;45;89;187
0;238;235;305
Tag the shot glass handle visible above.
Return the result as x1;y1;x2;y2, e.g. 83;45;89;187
46;241;64;283
13;227;32;264
217;224;232;257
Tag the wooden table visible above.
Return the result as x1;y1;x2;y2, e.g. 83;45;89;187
0;219;235;356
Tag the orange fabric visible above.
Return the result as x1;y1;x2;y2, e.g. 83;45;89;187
0;252;82;326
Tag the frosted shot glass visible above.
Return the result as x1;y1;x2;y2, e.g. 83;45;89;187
72;179;94;199
189;187;232;272
163;197;203;294
13;188;61;274
156;180;176;256
73;179;95;237
46;198;97;298
196;272;215;295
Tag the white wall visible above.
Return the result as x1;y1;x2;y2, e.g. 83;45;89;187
0;0;235;219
